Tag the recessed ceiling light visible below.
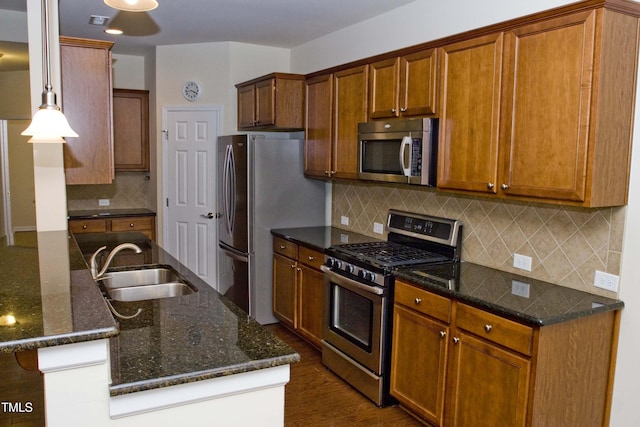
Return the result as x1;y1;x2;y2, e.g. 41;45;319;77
89;15;110;26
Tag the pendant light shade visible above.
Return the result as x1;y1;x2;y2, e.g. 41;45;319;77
104;0;158;12
22;0;78;144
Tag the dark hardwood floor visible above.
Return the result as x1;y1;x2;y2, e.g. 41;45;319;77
267;324;424;427
0;351;45;427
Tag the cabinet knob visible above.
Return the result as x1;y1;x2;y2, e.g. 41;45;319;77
324;170;330;175
82;225;87;229
290;264;296;269
484;324;493;333
280;245;286;249
414;297;422;305
296;267;301;272
453;337;460;345
400;107;407;112
308;256;315;261
391;108;397;113
501;183;509;190
439;331;446;338
129;223;134;228
487;183;494;190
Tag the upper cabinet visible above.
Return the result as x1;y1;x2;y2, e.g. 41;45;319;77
437;33;504;195
60;36;114;185
437;6;640;207
236;73;305;131
113;89;149;171
304;66;368;180
499;9;638;207
368;49;438;120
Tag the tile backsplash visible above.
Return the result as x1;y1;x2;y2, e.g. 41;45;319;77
332;181;625;297
66;172;150;211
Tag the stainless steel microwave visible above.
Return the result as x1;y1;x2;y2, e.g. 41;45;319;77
358;118;438;186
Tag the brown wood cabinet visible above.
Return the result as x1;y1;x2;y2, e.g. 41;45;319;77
391;280;620;427
236;73;305;130
69;215;156;241
272;236;324;349
113;89;149;171
304;66;368;180
368;49;438;120
60;36;114;185
438;8;640;207
437;33;504;195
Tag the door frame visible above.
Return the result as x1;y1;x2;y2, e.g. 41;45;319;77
0;121;13;245
160;105;222;283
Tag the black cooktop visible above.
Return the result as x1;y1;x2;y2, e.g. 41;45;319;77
330;241;449;268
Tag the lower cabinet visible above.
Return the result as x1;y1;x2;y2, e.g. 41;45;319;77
68;215;156;241
391;280;619;427
272;237;324;349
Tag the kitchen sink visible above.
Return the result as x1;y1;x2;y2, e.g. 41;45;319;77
106;282;195;302
99;266;197;302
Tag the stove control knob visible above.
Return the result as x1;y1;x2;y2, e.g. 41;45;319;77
335;260;343;269
345;264;355;274
368;272;376;282
325;258;335;268
357;269;366;279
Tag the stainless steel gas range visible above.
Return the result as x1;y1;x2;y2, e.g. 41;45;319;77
321;210;463;406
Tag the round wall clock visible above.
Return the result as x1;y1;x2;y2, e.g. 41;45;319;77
183;80;201;101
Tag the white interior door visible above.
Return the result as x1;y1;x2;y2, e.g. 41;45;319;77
163;106;220;287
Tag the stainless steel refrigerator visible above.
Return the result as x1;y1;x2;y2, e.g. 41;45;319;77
217;134;326;324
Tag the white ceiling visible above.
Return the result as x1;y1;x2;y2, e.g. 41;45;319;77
48;0;417;56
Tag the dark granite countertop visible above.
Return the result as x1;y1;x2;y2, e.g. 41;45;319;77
72;232;300;397
271;226;381;252
68;208;156;220
394;262;624;327
272;226;623;327
0;231;118;354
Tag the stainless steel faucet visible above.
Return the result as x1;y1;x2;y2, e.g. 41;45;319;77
90;243;142;279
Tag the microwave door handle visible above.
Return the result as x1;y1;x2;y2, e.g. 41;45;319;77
400;136;412;178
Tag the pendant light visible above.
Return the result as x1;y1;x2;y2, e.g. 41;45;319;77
22;0;78;143
104;0;158;12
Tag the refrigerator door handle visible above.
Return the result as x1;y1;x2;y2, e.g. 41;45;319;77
219;242;249;262
222;145;236;236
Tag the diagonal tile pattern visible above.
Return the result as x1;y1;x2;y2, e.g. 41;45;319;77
332;181;623;297
66;172;150;211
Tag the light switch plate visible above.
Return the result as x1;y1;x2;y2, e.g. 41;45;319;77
98;199;110;207
513;253;532;271
341;216;349;226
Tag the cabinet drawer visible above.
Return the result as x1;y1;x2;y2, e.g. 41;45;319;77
273;237;298;258
455;303;533;356
111;217;154;232
69;219;107;233
299;246;324;269
394;280;452;323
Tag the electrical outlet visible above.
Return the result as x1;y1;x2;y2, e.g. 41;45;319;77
373;222;384;235
513;253;532;272
511;280;530;298
341;216;349;226
98;199;110;207
594;270;619;292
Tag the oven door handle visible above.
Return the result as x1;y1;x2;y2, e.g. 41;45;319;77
321;265;385;296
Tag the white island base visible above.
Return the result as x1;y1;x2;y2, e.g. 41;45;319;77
38;339;289;426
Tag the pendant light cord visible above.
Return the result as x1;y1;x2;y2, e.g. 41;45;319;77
42;0;52;94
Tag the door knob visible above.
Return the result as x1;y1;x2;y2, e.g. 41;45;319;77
202;212;214;219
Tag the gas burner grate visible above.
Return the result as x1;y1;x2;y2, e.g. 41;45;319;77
332;241;448;267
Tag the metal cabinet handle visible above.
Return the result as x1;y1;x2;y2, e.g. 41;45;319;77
453;337;460;344
439;331;446;338
280;245;286;249
308;256;315;260
487;183;494;190
501;184;509;190
484;324;493;333
414;297;422;305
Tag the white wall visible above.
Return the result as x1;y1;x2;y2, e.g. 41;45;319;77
112;54;146;90
153;41;290;243
289;1;639;425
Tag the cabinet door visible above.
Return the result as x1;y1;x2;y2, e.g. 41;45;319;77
297;264;324;349
304;74;334;178
400;49;438;117
273;253;297;329
437;33;503;194
500;11;595;202
113;89;149;171
391;303;449;426
60;37;114;185
255;78;276;127
368;57;400;119
446;330;530;427
237;84;256;129
333;66;368;180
